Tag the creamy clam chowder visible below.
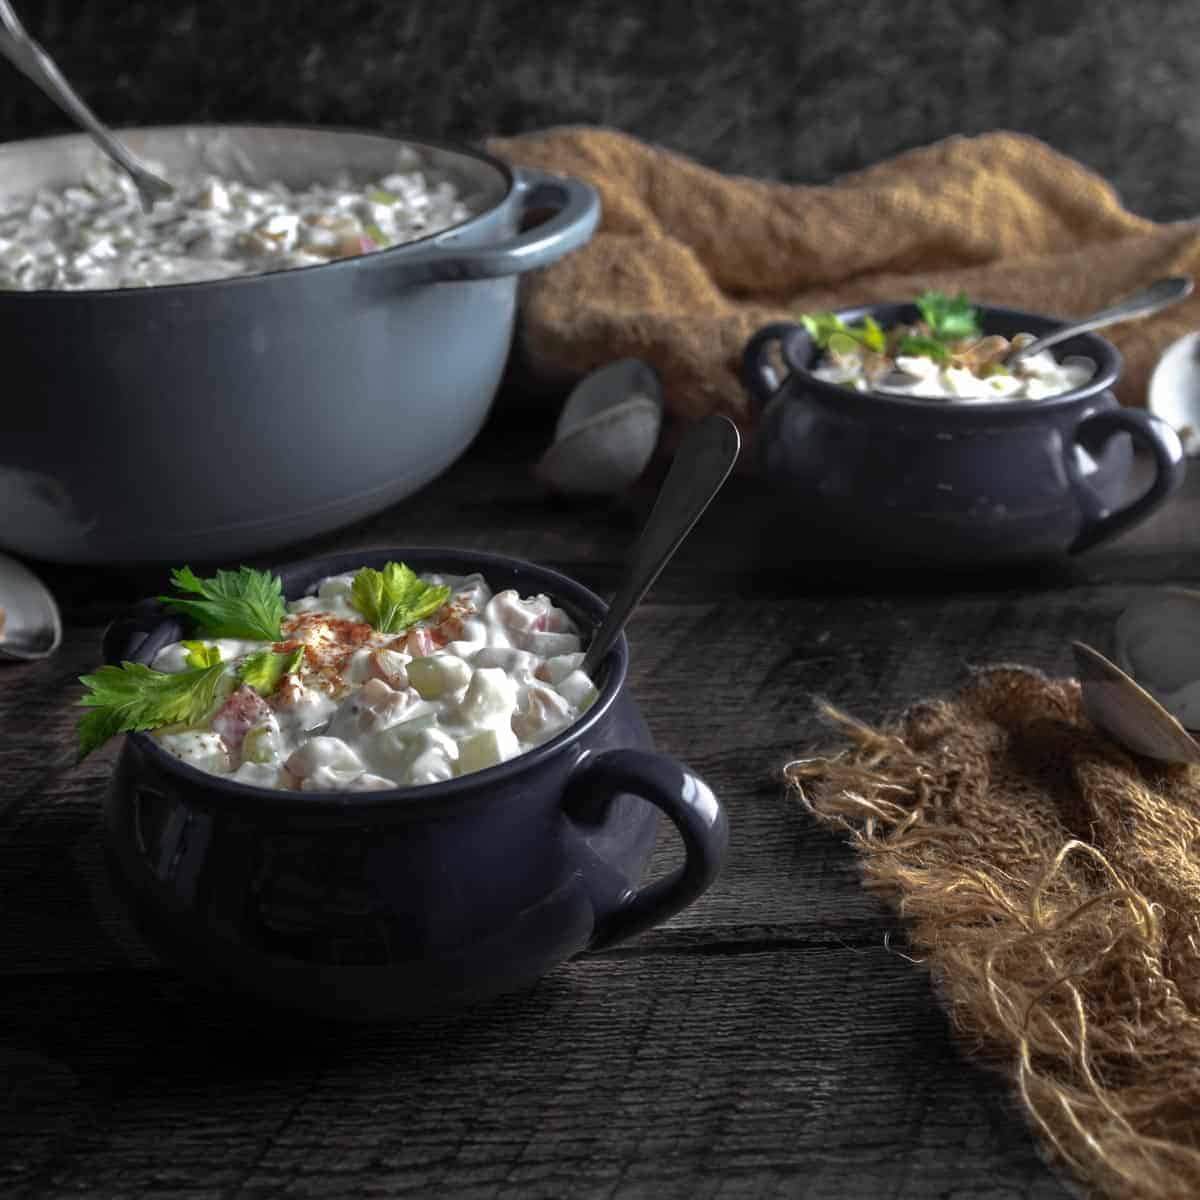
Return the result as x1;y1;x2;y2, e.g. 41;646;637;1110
812;331;1096;401
149;570;597;792
0;159;470;291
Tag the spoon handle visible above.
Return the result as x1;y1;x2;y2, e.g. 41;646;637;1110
581;414;740;679
0;1;172;207
1008;275;1193;365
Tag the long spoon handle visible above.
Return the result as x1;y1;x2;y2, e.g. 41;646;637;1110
581;414;740;678
1007;275;1193;365
0;1;172;207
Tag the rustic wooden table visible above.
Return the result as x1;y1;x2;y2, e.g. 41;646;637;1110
4;398;1194;1199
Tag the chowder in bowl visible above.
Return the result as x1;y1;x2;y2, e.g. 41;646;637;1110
96;548;727;1021
743;301;1186;565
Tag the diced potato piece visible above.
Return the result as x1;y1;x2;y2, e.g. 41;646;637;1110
407;653;472;699
457;726;520;775
555;670;598;712
285;736;363;780
458;667;517;728
231;760;287;788
512;682;573;744
157;731;231;774
538;652;585;685
517;630;582;657
369;722;453;774
470;646;539;678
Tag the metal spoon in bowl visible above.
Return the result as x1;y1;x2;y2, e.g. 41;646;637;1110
1004;275;1193;367
580;414;741;679
0;0;172;210
0;550;62;662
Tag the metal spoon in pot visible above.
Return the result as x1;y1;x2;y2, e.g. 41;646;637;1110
580;414;741;679
0;0;172;210
1005;275;1193;367
0;550;62;662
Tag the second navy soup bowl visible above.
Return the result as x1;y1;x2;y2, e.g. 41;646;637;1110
100;547;727;1021
743;303;1186;565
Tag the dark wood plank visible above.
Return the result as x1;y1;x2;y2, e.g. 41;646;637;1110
0;947;1071;1200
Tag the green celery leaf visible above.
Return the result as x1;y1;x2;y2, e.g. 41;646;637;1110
350;562;451;635
181;640;222;669
858;315;886;353
799;312;849;349
237;646;305;696
76;660;231;761
158;565;286;641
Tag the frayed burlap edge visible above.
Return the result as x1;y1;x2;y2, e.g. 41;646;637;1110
785;665;1200;1200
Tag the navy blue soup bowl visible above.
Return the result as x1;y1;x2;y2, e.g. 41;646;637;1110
100;548;728;1021
743;304;1186;565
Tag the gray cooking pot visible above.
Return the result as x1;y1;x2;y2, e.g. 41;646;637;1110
0;125;600;564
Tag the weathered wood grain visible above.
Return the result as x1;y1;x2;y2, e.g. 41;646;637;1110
7;410;1194;1198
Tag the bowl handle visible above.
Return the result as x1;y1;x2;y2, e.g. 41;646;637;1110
561;748;728;951
388;167;600;283
1066;407;1186;554
742;321;805;411
101;598;171;665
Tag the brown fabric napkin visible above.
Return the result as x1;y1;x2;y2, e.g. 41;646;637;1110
787;666;1200;1200
487;127;1200;428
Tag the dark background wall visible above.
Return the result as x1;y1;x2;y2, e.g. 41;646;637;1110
1;0;1196;222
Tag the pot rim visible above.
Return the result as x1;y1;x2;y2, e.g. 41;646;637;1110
0;122;516;299
779;301;1122;419
121;546;627;815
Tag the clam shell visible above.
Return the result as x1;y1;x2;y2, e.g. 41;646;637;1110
1073;640;1200;763
1147;330;1200;456
1113;588;1200;728
534;359;664;496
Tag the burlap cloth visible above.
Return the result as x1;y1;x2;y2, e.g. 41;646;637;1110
787;666;1200;1200
487;127;1200;429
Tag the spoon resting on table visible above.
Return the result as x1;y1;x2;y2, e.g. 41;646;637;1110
0;0;172;210
1004;275;1193;367
581;414;741;679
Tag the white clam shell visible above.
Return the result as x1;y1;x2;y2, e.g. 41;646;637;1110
1148;330;1200;456
1113;588;1200;728
534;359;664;496
1073;641;1200;764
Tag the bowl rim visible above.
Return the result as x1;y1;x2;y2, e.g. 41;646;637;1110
0;122;517;299
121;546;627;814
777;300;1122;417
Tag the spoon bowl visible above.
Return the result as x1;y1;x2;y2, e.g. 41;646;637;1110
0;550;62;661
1073;640;1200;764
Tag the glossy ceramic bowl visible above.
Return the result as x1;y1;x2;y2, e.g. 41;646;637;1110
100;547;727;1021
0;125;599;566
743;304;1186;565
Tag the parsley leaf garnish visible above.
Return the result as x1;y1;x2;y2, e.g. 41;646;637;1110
76;660;231;761
158;566;286;641
237;646;305;695
350;562;451;634
897;334;951;362
914;290;980;343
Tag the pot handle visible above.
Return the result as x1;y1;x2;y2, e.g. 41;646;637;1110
1066;407;1186;554
561;748;728;952
389;167;600;283
742;321;805;411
